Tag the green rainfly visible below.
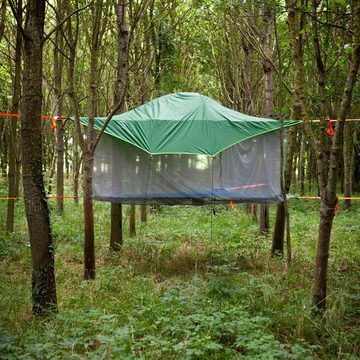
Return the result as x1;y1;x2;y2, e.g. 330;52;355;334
79;92;299;156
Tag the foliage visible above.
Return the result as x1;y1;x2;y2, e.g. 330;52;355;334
0;191;359;359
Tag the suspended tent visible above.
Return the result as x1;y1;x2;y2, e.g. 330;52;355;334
80;93;299;205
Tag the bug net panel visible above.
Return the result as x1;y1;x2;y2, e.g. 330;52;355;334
93;131;282;205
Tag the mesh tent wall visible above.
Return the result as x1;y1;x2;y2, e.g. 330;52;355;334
79;93;299;205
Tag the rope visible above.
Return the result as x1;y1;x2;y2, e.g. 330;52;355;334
298;196;360;200
305;118;360;122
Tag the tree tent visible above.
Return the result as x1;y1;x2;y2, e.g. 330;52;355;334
80;92;299;205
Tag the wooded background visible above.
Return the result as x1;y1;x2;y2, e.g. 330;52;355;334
0;0;359;316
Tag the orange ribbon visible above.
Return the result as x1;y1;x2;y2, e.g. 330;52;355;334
327;117;334;137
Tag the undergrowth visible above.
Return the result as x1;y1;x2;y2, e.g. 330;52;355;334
0;180;359;359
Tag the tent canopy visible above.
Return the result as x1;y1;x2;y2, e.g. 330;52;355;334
80;92;299;156
78;92;299;205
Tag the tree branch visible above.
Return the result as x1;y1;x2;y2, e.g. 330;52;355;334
43;2;92;43
8;0;27;40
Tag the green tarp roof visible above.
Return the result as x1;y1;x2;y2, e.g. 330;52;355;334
80;92;299;156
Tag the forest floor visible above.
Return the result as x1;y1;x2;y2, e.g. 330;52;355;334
0;181;359;359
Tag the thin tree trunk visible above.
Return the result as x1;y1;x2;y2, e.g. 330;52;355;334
7;0;22;233
271;203;285;255
83;148;95;279
272;127;297;256
259;4;273;235
273;0;307;257
22;0;57;314
47;148;56;194
242;35;258;221
140;204;147;223
343;123;352;209
83;0;104;279
129;205;136;237
313;0;360;309
299;133;305;196
72;127;80;205
110;203;122;250
54;0;64;212
65;0;81;205
110;0;130;250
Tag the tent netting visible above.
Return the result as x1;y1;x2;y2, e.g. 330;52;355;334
79;92;299;205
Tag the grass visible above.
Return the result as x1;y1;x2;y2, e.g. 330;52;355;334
0;180;359;359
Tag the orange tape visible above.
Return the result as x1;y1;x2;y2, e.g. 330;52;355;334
51;118;56;132
327;117;334;137
0;113;21;117
0;113;63;121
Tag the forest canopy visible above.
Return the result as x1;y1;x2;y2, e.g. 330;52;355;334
0;0;359;359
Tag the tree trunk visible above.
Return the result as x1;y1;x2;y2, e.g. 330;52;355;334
313;204;334;309
65;0;81;205
110;0;130;248
140;204;147;223
343;123;352;209
83;148;95;279
259;205;269;235
110;203;122;251
82;0;104;280
242;32;258;220
299;133;305;196
22;0;57;314
272;0;307;256
272;127;296;256
72;127;80;205
129;205;136;237
313;0;360;309
271;203;285;255
259;4;274;235
54;1;64;213
7;0;22;233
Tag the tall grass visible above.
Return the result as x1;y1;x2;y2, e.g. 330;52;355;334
0;181;359;359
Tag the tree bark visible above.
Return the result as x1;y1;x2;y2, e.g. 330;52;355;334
110;0;130;250
313;0;360;309
54;0;64;213
259;3;273;235
272;0;306;256
242;34;258;221
22;0;57;314
299;133;305;196
65;0;81;205
343;123;352;209
83;148;95;279
140;204;147;223
110;203;122;251
129;205;136;237
7;0;22;233
82;0;104;279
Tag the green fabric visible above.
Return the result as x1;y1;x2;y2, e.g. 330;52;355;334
80;92;299;156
